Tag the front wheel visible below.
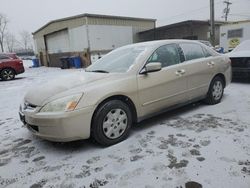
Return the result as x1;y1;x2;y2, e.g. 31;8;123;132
91;100;132;146
1;68;15;81
205;76;224;105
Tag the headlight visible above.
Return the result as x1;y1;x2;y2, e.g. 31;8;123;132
40;94;83;112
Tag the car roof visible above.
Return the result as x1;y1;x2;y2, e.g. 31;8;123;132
233;39;250;52
0;53;18;59
121;39;206;49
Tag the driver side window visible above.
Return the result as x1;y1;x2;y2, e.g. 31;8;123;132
147;44;181;68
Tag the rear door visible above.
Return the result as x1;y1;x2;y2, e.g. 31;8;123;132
137;43;188;116
178;43;216;100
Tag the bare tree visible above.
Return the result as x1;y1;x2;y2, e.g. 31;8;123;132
5;32;16;52
0;13;8;52
19;30;32;50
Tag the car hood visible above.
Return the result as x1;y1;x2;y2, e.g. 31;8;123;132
24;71;111;106
227;50;250;58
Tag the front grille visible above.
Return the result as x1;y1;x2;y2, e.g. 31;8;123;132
27;124;39;132
231;57;250;68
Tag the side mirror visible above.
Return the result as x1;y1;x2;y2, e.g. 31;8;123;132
141;62;162;74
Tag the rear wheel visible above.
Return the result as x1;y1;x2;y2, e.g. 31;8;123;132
205;76;224;105
91;100;132;146
1;68;15;81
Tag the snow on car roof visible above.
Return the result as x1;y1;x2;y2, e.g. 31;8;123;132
233;40;250;52
227;40;250;58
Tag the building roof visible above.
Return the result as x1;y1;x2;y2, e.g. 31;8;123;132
139;20;225;34
33;13;156;34
221;19;250;25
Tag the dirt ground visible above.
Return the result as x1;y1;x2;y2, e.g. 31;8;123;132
0;64;249;188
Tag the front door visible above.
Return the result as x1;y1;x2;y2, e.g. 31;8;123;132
137;44;188;117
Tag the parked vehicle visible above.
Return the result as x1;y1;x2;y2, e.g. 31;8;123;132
19;40;231;146
227;40;250;79
0;53;25;81
1;53;19;59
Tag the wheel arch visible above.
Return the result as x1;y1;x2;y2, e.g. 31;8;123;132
212;73;226;88
0;67;17;75
91;95;138;130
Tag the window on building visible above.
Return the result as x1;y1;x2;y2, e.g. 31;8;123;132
147;44;181;68
228;28;243;38
180;43;205;61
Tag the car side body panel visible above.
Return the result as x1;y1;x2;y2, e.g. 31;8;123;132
136;63;188;117
0;59;25;75
184;57;217;100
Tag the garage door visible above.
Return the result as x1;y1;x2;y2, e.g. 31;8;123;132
46;29;70;54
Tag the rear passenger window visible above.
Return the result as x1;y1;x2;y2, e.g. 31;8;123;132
180;43;205;61
202;47;213;57
147;44;181;68
0;55;10;60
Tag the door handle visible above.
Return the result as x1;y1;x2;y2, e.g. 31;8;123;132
207;61;215;66
175;69;186;76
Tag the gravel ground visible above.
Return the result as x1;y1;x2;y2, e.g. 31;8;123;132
0;62;250;188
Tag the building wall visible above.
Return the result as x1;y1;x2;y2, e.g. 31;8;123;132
33;15;155;67
33;16;155;53
68;25;88;52
138;23;220;46
88;25;133;51
220;21;250;52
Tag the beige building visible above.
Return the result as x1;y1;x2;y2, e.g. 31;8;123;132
32;13;156;67
220;20;250;52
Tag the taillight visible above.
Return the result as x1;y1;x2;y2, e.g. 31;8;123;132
224;56;231;65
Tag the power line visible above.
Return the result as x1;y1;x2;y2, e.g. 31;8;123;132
223;0;232;21
158;1;221;23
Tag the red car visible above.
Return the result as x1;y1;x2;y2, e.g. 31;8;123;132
0;53;25;81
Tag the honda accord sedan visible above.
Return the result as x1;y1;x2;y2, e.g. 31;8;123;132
19;40;231;146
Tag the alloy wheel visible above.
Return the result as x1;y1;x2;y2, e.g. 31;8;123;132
102;108;128;139
212;81;223;101
2;69;15;80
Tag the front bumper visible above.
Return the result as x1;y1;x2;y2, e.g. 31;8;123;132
16;65;25;74
19;106;95;142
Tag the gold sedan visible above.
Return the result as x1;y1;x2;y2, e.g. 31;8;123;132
19;40;231;146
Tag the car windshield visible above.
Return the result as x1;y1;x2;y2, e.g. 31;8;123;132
233;40;250;52
86;46;147;73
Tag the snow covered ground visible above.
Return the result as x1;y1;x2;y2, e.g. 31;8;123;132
0;61;250;188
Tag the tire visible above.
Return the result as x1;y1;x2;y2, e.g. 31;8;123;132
91;100;132;146
1;68;16;81
205;76;224;105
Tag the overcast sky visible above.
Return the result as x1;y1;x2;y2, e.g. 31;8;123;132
1;0;250;37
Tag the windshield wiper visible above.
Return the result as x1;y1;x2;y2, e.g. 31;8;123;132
87;70;109;73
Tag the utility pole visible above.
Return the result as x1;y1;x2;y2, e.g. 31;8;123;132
210;0;215;46
223;0;232;21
